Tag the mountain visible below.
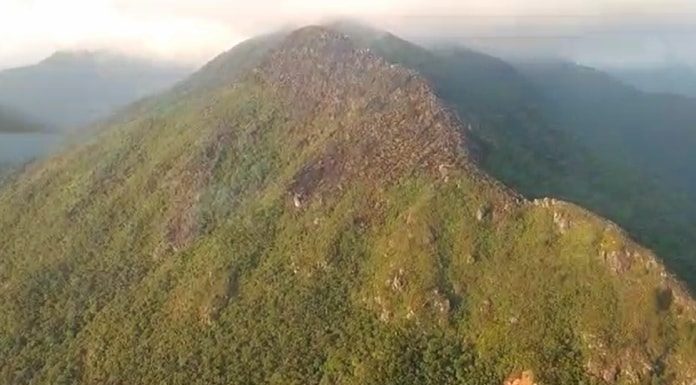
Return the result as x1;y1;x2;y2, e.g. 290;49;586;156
198;23;628;211
1;26;696;385
319;24;696;290
0;51;191;130
607;65;696;98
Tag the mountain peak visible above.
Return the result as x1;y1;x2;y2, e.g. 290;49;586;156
284;25;350;43
40;49;113;65
250;25;474;199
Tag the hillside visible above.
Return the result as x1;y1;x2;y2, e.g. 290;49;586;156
1;26;695;385
0;51;191;130
316;23;696;291
513;61;696;281
318;24;696;290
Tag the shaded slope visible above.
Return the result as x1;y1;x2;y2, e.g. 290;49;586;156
330;23;696;291
0;26;695;385
518;61;696;197
516;61;696;284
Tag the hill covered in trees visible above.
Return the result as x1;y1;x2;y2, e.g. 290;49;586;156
328;23;696;289
1;26;695;385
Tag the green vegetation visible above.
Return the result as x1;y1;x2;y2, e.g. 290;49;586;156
328;23;696;291
0;26;695;385
515;62;696;287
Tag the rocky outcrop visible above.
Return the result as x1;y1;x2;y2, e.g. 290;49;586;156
504;370;536;385
254;27;474;203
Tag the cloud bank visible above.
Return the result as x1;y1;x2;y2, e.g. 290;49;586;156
1;0;695;69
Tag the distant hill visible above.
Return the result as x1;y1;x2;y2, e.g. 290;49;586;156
0;51;191;130
518;61;696;200
607;65;696;98
0;105;42;133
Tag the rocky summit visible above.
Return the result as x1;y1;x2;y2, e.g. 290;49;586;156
0;26;695;385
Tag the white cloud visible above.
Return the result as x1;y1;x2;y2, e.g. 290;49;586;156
1;0;695;69
0;0;242;68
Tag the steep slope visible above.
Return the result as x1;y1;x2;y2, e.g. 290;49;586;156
1;26;695;385
0;51;191;130
322;25;696;291
334;28;595;194
180;32;286;93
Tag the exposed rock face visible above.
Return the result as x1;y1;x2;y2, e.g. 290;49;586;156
602;249;633;274
504;370;536;385
255;27;473;202
552;210;570;233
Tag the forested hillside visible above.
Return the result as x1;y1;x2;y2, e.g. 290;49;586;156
1;26;695;385
329;23;696;289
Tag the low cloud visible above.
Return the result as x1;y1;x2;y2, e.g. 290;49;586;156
1;0;695;69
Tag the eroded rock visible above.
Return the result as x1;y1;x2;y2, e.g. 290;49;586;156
504;370;536;385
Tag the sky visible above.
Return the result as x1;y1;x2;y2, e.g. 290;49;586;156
1;0;695;70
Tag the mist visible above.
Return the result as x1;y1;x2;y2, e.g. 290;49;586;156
1;0;696;70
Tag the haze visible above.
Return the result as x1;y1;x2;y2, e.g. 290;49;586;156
1;0;696;69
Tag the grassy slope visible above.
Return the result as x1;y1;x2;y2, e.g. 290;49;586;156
0;27;695;385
